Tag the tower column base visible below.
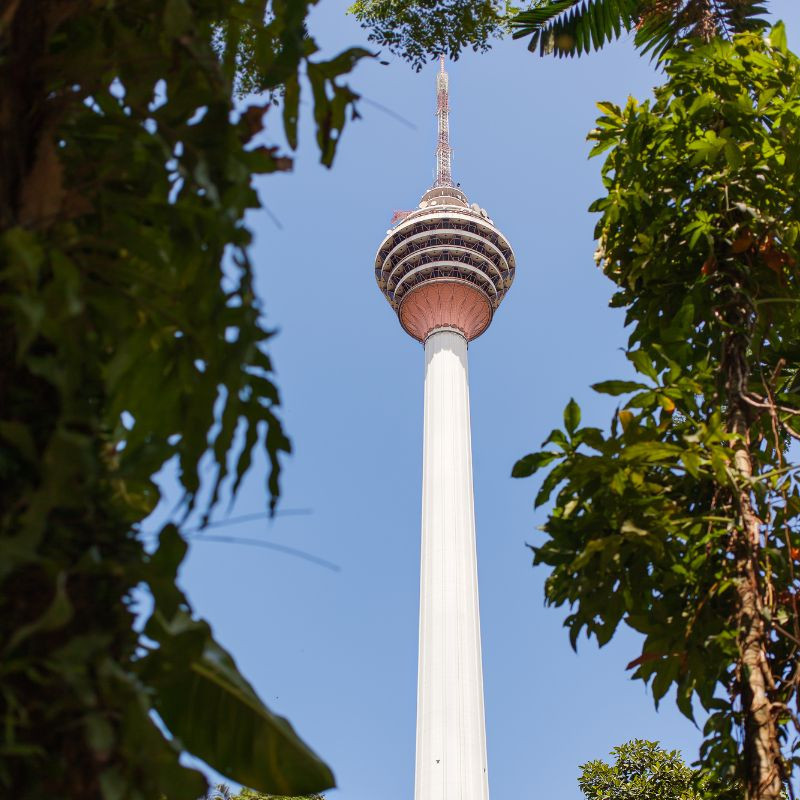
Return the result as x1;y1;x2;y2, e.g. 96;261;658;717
415;329;490;800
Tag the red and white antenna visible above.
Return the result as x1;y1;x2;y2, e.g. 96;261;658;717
434;54;453;188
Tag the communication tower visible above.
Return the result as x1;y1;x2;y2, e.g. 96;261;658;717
374;58;516;800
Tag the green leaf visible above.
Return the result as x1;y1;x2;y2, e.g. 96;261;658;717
564;398;581;434
769;21;788;54
681;450;701;478
163;0;193;37
512;451;561;478
620;442;681;463
628;349;658;380
146;524;189;618
283;75;300;151
535;466;565;508
575;426;605;450
543;428;570;449
6;571;73;652
757;87;777;112
724;140;743;169
591;379;648;396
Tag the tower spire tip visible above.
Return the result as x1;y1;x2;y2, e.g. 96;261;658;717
434;56;452;187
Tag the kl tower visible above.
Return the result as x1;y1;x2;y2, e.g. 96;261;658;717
374;57;516;800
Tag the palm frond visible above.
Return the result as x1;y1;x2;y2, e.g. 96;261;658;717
634;0;770;60
513;0;584;29
511;0;770;59
511;0;638;57
722;0;769;35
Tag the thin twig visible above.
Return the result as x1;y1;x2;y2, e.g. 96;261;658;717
771;622;800;649
359;95;418;130
187;534;340;572
743;392;800;418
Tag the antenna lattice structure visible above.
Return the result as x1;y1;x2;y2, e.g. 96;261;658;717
435;54;453;188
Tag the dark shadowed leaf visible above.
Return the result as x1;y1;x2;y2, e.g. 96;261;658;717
512;450;561;478
591;380;648;396
564;398;581;434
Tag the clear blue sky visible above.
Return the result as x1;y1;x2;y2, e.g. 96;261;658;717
156;3;800;798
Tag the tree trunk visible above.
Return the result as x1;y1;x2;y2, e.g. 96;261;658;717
724;328;784;800
0;0;45;225
733;479;784;800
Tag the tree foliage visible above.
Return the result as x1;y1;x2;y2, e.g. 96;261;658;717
513;25;800;800
0;1;367;798
350;0;769;68
348;0;521;70
511;0;769;58
207;784;324;800
579;740;702;800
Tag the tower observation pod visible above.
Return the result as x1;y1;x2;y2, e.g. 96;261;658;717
374;57;516;800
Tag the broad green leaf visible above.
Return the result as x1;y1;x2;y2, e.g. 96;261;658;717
142;614;335;796
769;21;787;54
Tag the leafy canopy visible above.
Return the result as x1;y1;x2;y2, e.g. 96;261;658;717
579;740;702;800
207;785;324;800
513;23;800;795
348;0;523;70
0;1;368;798
351;0;769;68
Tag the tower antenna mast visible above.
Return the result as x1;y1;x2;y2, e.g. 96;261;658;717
435;54;453;187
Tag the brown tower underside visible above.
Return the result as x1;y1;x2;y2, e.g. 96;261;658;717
399;281;492;343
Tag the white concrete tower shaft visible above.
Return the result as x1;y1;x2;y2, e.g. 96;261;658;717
374;58;515;800
415;328;489;800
